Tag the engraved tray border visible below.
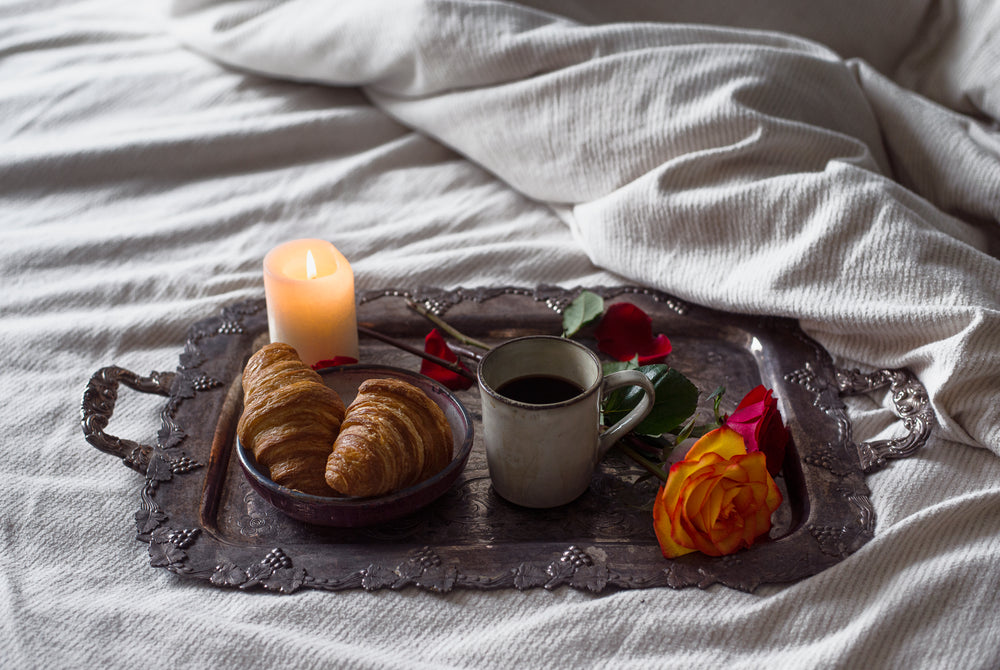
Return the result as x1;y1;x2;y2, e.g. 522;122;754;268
81;286;928;594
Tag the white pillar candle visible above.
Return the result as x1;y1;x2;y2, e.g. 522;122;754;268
263;238;359;367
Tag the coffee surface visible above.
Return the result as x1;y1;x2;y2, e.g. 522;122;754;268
495;374;583;404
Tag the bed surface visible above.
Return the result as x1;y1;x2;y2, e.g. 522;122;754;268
2;1;998;667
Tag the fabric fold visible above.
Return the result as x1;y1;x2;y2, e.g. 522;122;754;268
167;0;1000;452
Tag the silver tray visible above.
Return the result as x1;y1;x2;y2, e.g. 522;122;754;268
80;286;933;593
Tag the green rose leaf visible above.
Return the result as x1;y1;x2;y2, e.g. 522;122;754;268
603;364;699;437
562;290;604;338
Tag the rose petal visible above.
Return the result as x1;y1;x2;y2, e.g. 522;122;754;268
735;385;769;412
758;412;789;477
726;387;769;452
419;329;474;391
594;302;672;364
665;457;722;553
724;386;789;477
684;474;719;533
653;485;696;558
685;426;747;461
311;356;359;370
731;453;769;493
638;334;673;365
698;472;728;529
705;477;747;554
734;451;783;526
679;467;732;555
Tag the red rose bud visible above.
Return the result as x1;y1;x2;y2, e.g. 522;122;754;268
594;302;672;364
724;385;789;477
420;329;475;391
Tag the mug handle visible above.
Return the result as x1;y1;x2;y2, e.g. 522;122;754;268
597;369;655;458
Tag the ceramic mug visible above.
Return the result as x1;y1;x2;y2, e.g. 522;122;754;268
477;335;656;508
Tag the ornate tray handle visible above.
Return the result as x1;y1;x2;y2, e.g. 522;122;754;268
81;366;175;474
835;367;935;473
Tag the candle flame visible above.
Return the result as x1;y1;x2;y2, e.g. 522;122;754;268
306;250;317;280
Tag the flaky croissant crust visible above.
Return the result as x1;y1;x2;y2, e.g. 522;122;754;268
237;342;345;496
325;377;453;498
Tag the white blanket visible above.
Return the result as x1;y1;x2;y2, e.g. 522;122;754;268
168;0;1000;451
2;1;999;668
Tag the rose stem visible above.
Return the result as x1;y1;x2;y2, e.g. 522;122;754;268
357;325;476;382
446;341;485;362
619;437;670;483
405;299;492;351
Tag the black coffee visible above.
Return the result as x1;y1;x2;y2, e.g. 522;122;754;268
496;374;584;405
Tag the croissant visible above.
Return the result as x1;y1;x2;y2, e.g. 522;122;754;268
325;378;452;497
237;342;346;496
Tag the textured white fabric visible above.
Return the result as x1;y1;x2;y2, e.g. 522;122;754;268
167;0;1000;452
2;1;999;668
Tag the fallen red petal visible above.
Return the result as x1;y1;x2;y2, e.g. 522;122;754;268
594;302;672;363
311;356;359;370
420;329;475;391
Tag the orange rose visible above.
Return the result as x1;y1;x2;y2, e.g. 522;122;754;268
653;427;782;558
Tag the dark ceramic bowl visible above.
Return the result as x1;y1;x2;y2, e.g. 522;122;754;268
236;364;474;527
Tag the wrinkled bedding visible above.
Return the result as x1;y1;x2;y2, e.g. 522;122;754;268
1;1;998;667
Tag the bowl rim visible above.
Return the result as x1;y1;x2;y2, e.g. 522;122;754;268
235;364;475;509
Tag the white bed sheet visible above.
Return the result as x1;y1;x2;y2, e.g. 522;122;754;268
2;1;999;668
